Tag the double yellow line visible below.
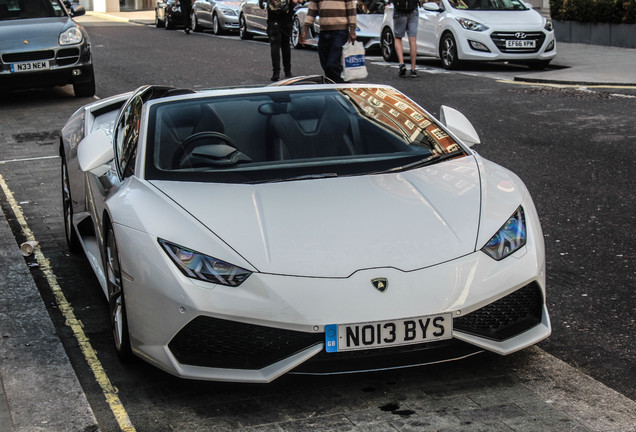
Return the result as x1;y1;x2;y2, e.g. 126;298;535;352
0;173;135;432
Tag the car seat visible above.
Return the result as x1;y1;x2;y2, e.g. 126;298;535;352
155;103;225;170
270;95;356;160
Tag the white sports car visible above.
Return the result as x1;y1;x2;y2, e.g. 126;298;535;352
381;0;556;69
60;78;550;382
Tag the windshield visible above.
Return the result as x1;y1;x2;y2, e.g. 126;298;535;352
0;0;67;19
145;88;465;183
357;0;385;14
448;0;528;10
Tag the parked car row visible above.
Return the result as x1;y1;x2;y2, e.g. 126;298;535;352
154;0;556;69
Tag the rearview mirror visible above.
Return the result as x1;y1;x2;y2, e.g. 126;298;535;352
78;129;115;176
439;105;480;147
422;2;443;11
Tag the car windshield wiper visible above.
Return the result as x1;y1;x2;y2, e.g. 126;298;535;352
379;150;466;175
249;172;339;184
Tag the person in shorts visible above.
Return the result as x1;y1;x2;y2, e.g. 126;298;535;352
392;0;421;77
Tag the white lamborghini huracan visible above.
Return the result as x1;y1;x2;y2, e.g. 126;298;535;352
60;78;550;382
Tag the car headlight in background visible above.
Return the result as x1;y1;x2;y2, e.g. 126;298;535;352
456;18;489;32
220;8;237;16
59;27;83;45
159;239;252;286
544;18;553;31
481;207;527;261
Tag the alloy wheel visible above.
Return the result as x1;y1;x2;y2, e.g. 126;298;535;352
106;226;133;360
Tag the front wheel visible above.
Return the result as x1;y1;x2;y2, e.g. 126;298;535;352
155;9;164;27
61;154;81;253
212;13;223;35
105;225;133;361
192;12;202;32
291;17;302;49
439;33;461;70
73;71;95;97
239;15;252;40
381;27;397;62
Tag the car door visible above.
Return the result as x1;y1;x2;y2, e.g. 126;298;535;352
417;4;441;55
243;0;267;33
195;0;214;25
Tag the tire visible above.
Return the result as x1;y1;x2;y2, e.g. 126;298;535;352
73;72;95;98
165;12;173;30
192;12;202;32
154;9;164;28
61;154;81;253
439;32;461;70
212;13;223;35
239;15;252;40
381;27;397;62
291;16;302;49
105;224;134;362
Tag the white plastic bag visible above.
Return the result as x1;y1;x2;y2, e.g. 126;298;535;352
341;41;368;82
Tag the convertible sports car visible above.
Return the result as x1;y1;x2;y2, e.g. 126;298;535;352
60;78;550;382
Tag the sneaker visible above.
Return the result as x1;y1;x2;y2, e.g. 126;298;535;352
398;63;406;77
410;69;418;78
271;73;280;82
184;27;190;34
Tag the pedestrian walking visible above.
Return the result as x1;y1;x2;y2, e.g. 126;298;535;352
300;0;357;83
260;0;298;81
392;0;421;77
179;0;193;34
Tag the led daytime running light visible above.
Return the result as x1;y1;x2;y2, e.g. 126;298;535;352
159;239;251;286
482;207;527;260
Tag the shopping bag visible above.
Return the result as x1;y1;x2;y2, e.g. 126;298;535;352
341;41;368;82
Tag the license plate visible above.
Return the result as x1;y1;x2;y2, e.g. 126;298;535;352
505;40;536;48
10;60;50;73
325;313;452;353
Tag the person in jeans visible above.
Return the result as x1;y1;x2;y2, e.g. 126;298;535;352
300;0;357;83
393;0;421;77
260;0;298;81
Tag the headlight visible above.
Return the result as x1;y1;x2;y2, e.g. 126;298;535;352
544;19;553;31
456;18;488;32
159;239;252;286
221;8;237;16
59;27;83;45
481;207;527;261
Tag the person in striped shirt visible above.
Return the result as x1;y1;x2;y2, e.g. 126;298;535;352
300;0;357;82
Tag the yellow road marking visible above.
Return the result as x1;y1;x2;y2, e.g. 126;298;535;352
0;174;136;432
497;79;636;90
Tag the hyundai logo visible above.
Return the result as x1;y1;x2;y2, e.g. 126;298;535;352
515;32;527;39
371;278;388;293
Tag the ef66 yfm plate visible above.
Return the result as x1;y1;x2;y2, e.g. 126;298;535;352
326;313;453;353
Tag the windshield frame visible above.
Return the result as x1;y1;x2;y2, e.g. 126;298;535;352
142;86;469;184
0;0;69;20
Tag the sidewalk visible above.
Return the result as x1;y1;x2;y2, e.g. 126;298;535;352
84;10;636;87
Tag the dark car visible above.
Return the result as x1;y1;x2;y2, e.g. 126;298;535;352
155;0;187;30
0;0;95;97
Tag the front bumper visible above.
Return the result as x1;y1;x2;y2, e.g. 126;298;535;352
115;212;550;382
455;27;557;62
0;43;93;90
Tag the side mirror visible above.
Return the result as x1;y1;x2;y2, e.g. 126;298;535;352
78;129;115;176
71;6;86;17
422;2;442;11
439;105;480;147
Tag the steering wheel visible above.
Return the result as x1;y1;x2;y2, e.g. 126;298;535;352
172;131;242;168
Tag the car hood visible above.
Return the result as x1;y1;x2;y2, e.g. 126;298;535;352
456;10;543;26
151;157;482;278
0;18;74;51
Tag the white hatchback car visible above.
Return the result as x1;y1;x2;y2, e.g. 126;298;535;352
381;0;556;69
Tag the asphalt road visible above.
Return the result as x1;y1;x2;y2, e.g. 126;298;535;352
0;16;634;431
